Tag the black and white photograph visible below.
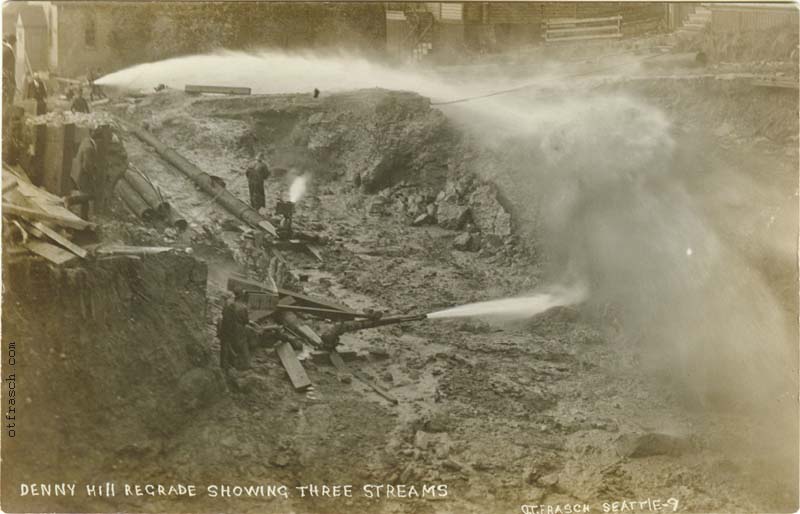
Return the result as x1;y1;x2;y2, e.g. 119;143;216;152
1;1;798;513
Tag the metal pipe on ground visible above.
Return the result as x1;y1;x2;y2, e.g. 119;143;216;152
164;205;188;232
123;168;170;217
121;120;277;236
116;179;155;221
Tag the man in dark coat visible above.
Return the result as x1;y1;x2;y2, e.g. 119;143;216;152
71;132;98;219
218;292;251;370
26;73;48;115
70;89;90;113
246;153;270;211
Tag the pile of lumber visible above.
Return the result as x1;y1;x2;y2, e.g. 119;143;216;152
115;165;187;231
3;165;95;265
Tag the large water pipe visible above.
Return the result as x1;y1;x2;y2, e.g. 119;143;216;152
119;119;277;236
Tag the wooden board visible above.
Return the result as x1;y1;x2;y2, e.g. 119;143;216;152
352;369;399;405
3;203;94;230
328;351;351;383
3;176;18;194
329;352;398;404
25;241;78;265
32;222;87;258
185;84;252;95
95;245;173;255
275;342;312;391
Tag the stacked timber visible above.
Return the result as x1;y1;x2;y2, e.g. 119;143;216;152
2;165;95;266
20;111;115;198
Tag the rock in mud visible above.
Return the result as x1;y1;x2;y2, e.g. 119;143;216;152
615;432;693;458
453;232;480;252
411;213;432;226
436;202;470;230
367;197;388;216
468;184;512;236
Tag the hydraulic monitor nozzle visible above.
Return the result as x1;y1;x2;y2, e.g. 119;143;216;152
320;312;429;349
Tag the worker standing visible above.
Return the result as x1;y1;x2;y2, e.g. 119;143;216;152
246;153;270;211
218;291;251;371
27;73;48;115
71;130;99;219
70;89;90;113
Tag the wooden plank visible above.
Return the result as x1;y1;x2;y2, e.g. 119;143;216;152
546;33;623;42
3;203;94;230
32;222;87;258
352;369;399;405
277;288;357;315
275;342;312;391
25;241;78;265
3;177;18;194
95;245;173;255
306;244;324;262
547;25;621;35
329;351;351;383
547;15;621;25
185;84;252;96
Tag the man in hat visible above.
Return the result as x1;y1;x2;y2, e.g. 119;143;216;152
245;153;270;211
26;72;48;115
71;88;90;113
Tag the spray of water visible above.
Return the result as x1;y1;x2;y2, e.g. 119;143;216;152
288;174;309;203
428;284;587;320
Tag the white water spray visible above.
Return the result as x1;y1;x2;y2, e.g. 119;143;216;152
289;174;309;203
428;284;588;320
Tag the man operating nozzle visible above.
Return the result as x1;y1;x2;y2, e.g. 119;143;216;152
218;290;251;371
246;153;270;211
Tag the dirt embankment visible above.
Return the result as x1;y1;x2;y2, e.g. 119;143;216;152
2;251;224;512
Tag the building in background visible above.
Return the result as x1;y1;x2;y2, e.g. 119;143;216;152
386;2;668;62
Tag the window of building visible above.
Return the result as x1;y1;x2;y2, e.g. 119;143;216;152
84;15;96;48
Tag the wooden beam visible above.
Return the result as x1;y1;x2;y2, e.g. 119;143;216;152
3;177;18;194
353;369;399;405
275;342;312;391
3;203;94;230
95;245;174;256
31;222;87;258
25;241;78;265
185;84;252;96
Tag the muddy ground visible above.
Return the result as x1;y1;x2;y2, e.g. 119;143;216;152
5;49;797;514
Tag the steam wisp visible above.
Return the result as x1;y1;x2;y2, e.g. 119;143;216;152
289;174;309;203
427;285;587;320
